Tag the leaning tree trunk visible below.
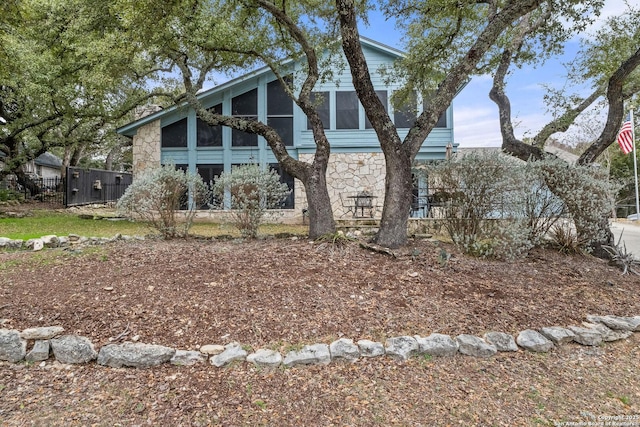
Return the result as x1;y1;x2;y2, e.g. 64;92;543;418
375;152;414;248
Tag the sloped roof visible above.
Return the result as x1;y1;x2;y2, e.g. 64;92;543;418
117;37;405;137
34;152;63;168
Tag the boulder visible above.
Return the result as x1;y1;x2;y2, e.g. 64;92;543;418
97;342;175;368
50;335;97;364
456;334;497;358
414;333;459;357
25;340;50;362
484;332;518;352
385;336;420;361
27;238;44;251
357;340;385;358
0;329;27;362
582;322;632;342
247;349;283;368
539;327;575;344
568;326;603;346
41;235;60;248
283;344;331;367
329;338;360;363
20;326;65;340
516;330;554;352
210;342;248;368
585;315;640;332
170;350;207;366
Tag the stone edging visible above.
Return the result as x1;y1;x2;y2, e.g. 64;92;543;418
1;315;638;369
0;234;145;251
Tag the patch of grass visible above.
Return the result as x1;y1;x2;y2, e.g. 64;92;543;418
253;399;267;410
0;209;308;240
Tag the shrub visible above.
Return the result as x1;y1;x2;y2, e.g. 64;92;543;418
212;164;290;238
537;156;618;252
425;151;534;261
117;164;210;238
0;189;23;202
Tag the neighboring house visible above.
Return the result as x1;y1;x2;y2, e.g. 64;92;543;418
117;37;458;220
24;152;63;180
1;151;62;183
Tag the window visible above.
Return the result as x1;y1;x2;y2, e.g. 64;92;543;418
161;118;187;148
307;91;330;130
336;91;359;129
422;99;447;128
394;92;417;129
231;88;258;147
267;79;293;146
365;90;388;129
197;104;223;147
270;163;294;209
172;163;189;210
197;164;224;208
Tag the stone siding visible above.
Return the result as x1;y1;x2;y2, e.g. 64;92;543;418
132;120;161;177
298;152;386;218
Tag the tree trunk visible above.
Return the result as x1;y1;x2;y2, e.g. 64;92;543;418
375;152;413;248
304;164;335;239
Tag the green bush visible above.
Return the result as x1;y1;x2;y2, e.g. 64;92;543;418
212;164;290;238
0;189;24;202
117;164;210;238
425;151;534;261
423;153;618;259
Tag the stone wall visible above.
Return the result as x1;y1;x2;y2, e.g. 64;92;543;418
132;121;161;178
298;152;386;218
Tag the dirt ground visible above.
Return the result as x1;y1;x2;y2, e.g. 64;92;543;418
1;236;640;426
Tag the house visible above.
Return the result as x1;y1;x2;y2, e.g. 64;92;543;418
117;37;457;221
25;152;63;180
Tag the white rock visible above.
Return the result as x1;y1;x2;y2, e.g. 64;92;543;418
210;342;247;367
329;338;360;362
539;327;575;344
414;333;458;357
357;340;385;358
483;332;518;352
516;330;554;352
247;349;283;367
200;344;225;355
456;334;497;357
20;326;64;340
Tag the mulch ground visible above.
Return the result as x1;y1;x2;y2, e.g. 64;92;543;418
1;236;640;425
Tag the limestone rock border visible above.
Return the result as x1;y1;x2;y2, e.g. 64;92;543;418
1;314;638;370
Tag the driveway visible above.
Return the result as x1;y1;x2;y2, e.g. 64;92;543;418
610;220;640;259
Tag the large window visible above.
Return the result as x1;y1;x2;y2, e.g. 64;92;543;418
197;163;224;208
270;163;295;209
365;90;388;129
336;91;359;129
161;118;187;148
197;104;223;147
307;91;330;130
267;79;293;146
231;88;258;147
394;92;417;129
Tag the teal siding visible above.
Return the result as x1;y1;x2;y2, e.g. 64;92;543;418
133;39;456;175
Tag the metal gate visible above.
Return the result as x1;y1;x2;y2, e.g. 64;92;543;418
65;167;132;207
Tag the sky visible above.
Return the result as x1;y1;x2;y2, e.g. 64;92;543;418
357;0;630;148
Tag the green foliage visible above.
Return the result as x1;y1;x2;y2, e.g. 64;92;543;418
602;229;640;275
117;164;210;239
212;164;290;238
424;152;617;259
539;156;618;250
0;189;23;202
549;222;587;254
425;151;535;261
